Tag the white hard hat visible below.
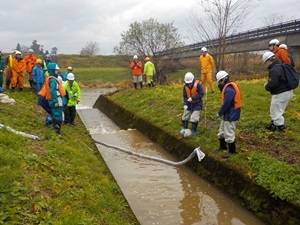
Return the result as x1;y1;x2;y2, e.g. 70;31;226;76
15;51;21;55
279;44;288;50
67;66;73;70
133;55;138;59
269;39;280;46
216;70;229;82
201;47;208;52
184;72;194;84
28;49;34;53
67;73;75;80
262;51;275;63
55;64;60;70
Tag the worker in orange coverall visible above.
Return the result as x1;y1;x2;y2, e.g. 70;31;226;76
11;51;26;92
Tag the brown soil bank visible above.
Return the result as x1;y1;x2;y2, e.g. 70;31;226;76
94;94;300;225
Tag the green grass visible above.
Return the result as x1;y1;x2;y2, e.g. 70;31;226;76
74;67;130;85
108;78;300;206
0;89;138;224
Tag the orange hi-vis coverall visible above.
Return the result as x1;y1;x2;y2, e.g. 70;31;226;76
11;58;26;89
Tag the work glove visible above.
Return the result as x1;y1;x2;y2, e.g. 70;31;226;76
187;97;193;102
183;105;188;110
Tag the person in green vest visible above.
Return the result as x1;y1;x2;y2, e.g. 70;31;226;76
62;73;81;125
143;57;156;87
42;54;52;77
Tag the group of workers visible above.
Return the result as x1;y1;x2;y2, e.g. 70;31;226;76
0;49;81;135
181;38;296;158
130;55;156;89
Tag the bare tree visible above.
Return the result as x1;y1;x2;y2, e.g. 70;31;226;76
80;41;100;55
114;18;184;84
189;0;258;71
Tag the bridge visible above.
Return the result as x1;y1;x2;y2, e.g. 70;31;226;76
157;19;300;60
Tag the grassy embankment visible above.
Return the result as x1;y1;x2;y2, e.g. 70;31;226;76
105;73;300;208
61;54;300;208
0;55;139;224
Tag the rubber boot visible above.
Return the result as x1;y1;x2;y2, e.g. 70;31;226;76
29;80;33;89
182;120;188;129
11;87;15;92
216;138;227;152
134;83;137;89
191;122;198;136
44;114;53;127
275;125;285;133
53;120;62;134
140;82;143;89
223;142;236;158
265;120;276;131
148;83;151;87
151;81;154;87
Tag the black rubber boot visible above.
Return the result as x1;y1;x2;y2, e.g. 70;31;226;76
191;122;198;136
140;82;143;88
151;81;154;87
223;142;236;158
265;121;276;131
29;80;34;89
182;120;188;129
134;83;137;89
216;138;227;152
53;120;62;135
275;125;285;133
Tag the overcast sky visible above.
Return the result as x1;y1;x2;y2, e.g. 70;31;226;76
1;0;299;55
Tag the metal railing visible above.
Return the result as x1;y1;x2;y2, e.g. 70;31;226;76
157;19;300;56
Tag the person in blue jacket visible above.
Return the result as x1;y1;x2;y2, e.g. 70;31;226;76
215;70;242;158
181;72;204;136
32;58;44;94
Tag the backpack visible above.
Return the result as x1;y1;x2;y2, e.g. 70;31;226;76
280;63;299;89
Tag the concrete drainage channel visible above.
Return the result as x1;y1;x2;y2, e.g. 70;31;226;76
77;89;265;225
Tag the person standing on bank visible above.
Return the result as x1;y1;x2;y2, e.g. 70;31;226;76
268;39;291;65
62;73;81;125
130;55;143;89
199;47;215;93
216;71;242;158
0;51;5;88
38;63;66;134
262;51;293;133
11;51;26;92
182;72;204;136
143;57;156;87
4;50;15;89
24;49;37;89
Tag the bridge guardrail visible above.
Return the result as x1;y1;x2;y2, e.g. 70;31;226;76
157;19;300;56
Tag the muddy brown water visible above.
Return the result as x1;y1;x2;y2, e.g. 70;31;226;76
77;89;265;225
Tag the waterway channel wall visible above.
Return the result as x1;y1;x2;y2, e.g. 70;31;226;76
94;94;300;225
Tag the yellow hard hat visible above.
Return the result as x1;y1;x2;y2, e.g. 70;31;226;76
36;59;42;64
145;57;150;61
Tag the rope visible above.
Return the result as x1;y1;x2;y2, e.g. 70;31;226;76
93;139;205;166
0;124;41;140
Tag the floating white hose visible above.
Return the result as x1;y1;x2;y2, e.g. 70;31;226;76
93;139;205;166
0;124;41;141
